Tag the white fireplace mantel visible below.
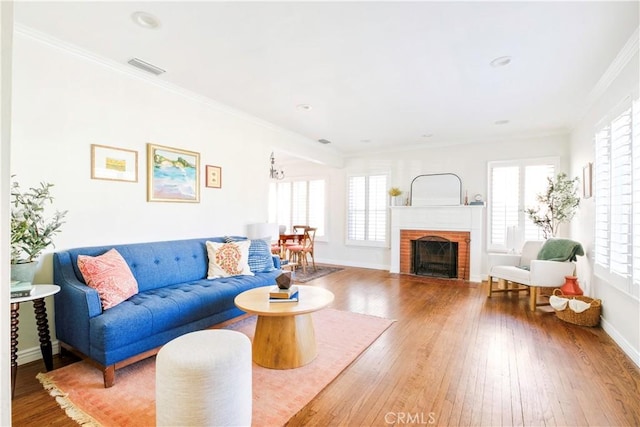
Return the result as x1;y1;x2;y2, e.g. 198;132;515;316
390;205;485;282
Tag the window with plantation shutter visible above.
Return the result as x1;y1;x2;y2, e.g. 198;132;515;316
268;179;325;237
291;181;307;226
610;110;632;277
489;166;519;247
347;174;388;245
488;159;557;252
633;99;640;293
594;126;611;269
595;96;639;298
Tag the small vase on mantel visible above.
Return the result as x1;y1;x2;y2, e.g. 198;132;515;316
560;275;583;296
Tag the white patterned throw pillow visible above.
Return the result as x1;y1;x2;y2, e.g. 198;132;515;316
205;240;255;279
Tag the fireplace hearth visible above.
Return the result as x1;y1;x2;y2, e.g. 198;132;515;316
412;236;459;278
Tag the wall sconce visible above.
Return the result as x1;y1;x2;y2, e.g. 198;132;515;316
270;152;285;180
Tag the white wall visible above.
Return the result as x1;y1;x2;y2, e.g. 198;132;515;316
285;134;570;271
10;30;340;357
1;1;13;422
569;42;640;366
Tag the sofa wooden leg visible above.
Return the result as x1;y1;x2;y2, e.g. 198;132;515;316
529;287;538;311
487;276;494;297
103;365;115;388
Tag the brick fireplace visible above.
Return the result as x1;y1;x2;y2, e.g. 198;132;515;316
390;205;485;282
400;230;470;279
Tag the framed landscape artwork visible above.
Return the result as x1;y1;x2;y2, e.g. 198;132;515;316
205;165;222;188
147;143;200;203
91;144;138;182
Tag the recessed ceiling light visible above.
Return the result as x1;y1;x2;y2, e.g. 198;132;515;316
421;134;433;138
490;56;512;68
132;11;160;29
494;119;510;125
361;139;371;143
296;104;312;111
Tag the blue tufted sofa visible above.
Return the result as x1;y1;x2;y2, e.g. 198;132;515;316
53;236;281;387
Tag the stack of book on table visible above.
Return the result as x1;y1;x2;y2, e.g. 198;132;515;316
11;281;34;298
269;285;299;303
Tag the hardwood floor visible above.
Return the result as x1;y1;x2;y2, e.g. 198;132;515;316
12;266;640;426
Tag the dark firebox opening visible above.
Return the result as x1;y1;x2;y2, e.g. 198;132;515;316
411;236;458;278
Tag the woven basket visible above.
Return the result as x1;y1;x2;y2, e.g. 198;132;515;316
552;289;602;327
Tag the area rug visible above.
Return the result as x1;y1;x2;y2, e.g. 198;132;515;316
292;265;343;283
37;309;394;427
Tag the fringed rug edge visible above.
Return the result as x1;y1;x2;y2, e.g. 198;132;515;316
36;372;103;427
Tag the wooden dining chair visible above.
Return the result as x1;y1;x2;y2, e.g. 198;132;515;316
299;227;317;273
287;227;316;273
284;225;308;254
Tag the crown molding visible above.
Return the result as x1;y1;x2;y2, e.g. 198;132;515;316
575;26;640;127
13;23;325;148
342;128;570;159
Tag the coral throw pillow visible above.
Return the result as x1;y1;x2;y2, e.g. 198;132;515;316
77;248;139;310
206;240;254;279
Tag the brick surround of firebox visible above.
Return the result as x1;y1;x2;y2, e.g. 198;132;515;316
390;205;484;282
400;229;471;280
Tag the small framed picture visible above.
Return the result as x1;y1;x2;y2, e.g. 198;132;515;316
583;162;592;199
206;165;222;188
91;144;138;182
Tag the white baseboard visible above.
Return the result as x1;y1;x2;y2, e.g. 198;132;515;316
600;318;640;368
315;257;389;271
316;258;482;282
16;340;60;366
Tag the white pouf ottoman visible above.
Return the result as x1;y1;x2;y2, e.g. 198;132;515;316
156;329;252;426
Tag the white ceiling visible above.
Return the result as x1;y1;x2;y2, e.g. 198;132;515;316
13;1;640;156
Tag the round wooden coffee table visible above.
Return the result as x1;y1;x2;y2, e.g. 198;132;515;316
234;285;334;369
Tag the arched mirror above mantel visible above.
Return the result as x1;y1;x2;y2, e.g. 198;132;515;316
410;173;462;206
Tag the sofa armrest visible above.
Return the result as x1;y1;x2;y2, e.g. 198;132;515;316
272;255;281;269
53;252;102;316
529;260;575;286
488;253;522;271
53;252;103;356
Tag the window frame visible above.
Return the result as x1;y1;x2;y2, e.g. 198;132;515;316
593;94;639;299
345;172;389;248
268;176;327;240
487;156;560;253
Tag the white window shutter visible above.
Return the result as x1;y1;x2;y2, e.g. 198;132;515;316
595;126;611;268
594;96;640;297
490;166;519;247
347;174;388;243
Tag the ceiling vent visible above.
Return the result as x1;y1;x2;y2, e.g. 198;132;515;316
127;58;166;76
318;139;331;144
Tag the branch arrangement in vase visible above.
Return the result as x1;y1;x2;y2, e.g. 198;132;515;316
11;178;68;264
525;172;580;239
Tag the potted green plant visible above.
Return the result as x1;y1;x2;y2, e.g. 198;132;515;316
388;187;403;206
10;178;67;283
525;172;580;239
